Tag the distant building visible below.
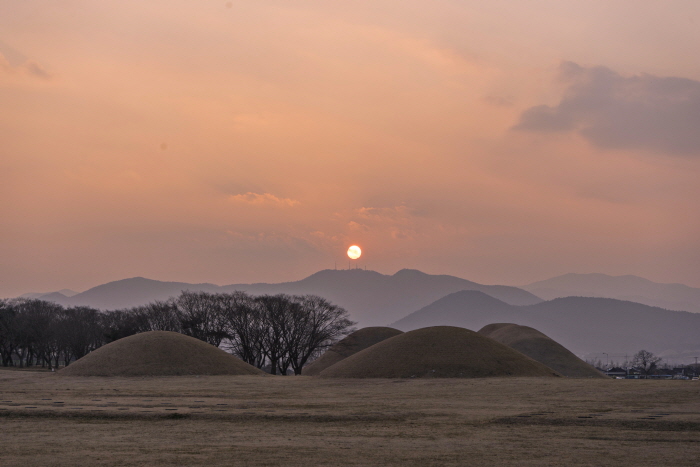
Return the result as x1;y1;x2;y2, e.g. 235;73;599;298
672;367;696;379
604;367;627;378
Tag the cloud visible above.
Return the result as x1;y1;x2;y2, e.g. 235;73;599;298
514;61;700;155
0;53;10;72
349;205;419;241
354;205;412;221
228;192;299;207
0;53;51;80
23;61;50;79
483;95;515;107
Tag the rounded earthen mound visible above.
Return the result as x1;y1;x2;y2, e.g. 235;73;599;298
319;326;560;378
303;327;403;376
59;331;265;376
478;323;606;378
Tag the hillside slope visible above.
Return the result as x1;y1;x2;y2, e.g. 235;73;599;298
478;323;606;378
319;326;560;379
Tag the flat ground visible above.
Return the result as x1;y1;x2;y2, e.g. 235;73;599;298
1;369;699;466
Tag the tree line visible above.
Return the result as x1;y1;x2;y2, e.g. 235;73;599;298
587;349;667;376
0;291;355;375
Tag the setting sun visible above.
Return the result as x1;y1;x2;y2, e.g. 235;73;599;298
347;245;362;260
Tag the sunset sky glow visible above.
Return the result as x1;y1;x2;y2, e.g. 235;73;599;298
2;1;700;296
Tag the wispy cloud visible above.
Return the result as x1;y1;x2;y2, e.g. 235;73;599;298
23;61;50;79
514;61;700;155
349;205;418;240
0;53;51;80
228;192;300;207
354;205;412;221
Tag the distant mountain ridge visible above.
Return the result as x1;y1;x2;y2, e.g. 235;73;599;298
522;273;700;313
391;292;700;358
20;289;79;300
16;269;542;327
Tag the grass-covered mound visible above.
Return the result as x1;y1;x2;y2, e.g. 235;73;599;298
478;323;606;378
319;326;560;378
303;327;403;376
59;331;265;376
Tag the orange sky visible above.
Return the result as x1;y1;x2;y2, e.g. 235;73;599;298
2;1;700;296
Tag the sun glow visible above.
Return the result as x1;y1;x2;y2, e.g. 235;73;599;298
347;245;362;260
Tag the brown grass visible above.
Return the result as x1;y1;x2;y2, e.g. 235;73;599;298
303;327;403;375
2;369;700;466
479;323;606;378
58;331;265;377
319;326;560;378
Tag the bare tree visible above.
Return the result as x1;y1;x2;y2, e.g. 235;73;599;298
13;299;62;368
175;291;227;346
220;292;355;375
101;309;150;343
220;292;267;368
283;295;355;375
256;294;292;375
0;300;19;366
57;307;104;366
632;349;662;377
0;291;354;374
140;300;181;332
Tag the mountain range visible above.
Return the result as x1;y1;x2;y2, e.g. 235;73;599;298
15;269;541;327
390;291;700;359
14;269;700;358
522;273;700;313
20;289;79;300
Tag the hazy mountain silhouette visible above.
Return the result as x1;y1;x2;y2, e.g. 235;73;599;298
522;273;700;313
220;269;542;326
22;269;542;327
20;289;79;300
58;277;226;310
390;290;521;330
391;293;700;357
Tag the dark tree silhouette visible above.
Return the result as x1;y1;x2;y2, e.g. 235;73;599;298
221;292;355;375
632;349;662;377
0;291;353;373
0;300;19;366
283;295;355;375
256;294;292;375
14;299;62;368
175;291;228;346
140;300;181;333
220;292;267;368
57;307;104;366
102;309;150;343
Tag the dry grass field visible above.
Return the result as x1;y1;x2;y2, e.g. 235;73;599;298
2;369;700;466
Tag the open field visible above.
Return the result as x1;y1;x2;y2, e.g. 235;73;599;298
1;369;700;466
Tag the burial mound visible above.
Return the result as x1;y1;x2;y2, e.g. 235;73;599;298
478;323;606;378
319;326;560;378
59;331;265;376
303;327;403;375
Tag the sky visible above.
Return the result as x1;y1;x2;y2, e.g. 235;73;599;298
2;0;700;296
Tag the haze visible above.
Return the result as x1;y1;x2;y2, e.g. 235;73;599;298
2;1;700;297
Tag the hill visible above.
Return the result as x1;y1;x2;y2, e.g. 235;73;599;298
390;293;700;357
59;331;265;376
58;277;223;310
319;326;560;378
478;323;606;378
19;289;79;300
222;269;542;326
522;273;700;313
24;269;542;327
389;290;519;330
303;327;403;375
